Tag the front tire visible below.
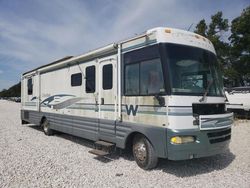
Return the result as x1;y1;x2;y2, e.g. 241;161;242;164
132;134;158;170
41;119;54;136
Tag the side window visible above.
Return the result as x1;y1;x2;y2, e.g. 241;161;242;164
125;64;139;95
71;73;82;87
140;58;165;95
86;66;96;93
123;45;165;96
102;64;113;90
27;78;33;95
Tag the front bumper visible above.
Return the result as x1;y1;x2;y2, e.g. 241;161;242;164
167;127;231;160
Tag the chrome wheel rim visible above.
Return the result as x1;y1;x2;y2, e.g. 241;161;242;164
134;140;147;162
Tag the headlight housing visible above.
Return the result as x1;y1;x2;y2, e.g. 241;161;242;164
171;136;196;144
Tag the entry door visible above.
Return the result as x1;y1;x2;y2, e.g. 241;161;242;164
98;58;117;141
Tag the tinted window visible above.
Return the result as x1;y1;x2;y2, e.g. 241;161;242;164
125;59;164;96
140;58;165;95
125;64;139;95
103;64;113;90
86;66;95;93
27;78;33;95
165;43;223;96
71;73;82;86
124;45;165;96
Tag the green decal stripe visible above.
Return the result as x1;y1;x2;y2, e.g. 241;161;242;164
66;106;167;115
168;112;193;116
67;106;98;111
137;111;166;115
101;109;115;112
24;102;37;106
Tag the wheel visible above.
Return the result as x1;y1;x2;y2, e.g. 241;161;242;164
41;119;54;136
132;134;158;170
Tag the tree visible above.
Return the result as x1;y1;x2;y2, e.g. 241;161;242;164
229;6;250;86
194;12;238;86
195;19;207;36
195;12;229;68
0;82;21;97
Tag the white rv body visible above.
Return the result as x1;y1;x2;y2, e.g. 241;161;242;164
225;87;250;112
21;27;233;166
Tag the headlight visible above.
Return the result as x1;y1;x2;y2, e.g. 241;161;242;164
171;136;196;144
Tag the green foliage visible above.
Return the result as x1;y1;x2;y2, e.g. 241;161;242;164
195;19;207;36
194;11;229;68
0;82;21;97
229;6;250;85
195;8;250;87
207;12;229;36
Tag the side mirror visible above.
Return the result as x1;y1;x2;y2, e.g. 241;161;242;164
154;94;165;106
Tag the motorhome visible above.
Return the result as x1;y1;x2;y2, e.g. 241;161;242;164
21;27;233;169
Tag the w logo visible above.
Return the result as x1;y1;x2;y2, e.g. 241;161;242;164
125;105;138;116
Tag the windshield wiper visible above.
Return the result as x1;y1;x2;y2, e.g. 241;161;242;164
199;80;213;102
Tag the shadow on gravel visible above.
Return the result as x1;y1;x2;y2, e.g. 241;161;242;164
156;150;235;177
28;124;42;131
27;124;235;176
54;133;135;163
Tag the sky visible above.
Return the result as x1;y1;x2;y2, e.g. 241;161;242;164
0;0;249;91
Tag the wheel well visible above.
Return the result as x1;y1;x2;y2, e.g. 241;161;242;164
125;132;146;152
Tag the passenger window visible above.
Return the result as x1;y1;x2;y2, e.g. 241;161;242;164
27;78;33;95
140;58;165;95
125;64;139;95
86;66;96;93
71;73;82;87
124;45;165;96
102;64;113;90
124;59;165;96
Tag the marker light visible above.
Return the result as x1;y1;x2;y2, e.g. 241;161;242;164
165;29;171;33
171;136;195;144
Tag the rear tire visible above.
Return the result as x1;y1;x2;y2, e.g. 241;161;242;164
132;134;158;170
41;119;54;136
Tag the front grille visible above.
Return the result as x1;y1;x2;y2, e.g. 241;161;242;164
193;103;225;116
207;128;231;144
210;135;231;144
207;129;231;138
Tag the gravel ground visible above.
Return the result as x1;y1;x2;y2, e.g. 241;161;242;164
0;100;250;188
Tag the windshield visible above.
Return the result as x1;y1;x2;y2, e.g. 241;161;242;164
164;43;223;96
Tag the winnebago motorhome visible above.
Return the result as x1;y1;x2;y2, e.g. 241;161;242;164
21;27;233;169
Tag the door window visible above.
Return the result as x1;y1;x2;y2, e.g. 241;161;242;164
86;66;96;93
27;78;33;95
102;64;113;90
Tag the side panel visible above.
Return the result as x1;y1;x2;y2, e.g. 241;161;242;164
21;110;52;125
71;115;98;141
21;109;168;158
122;96;167;126
21;109;98;141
